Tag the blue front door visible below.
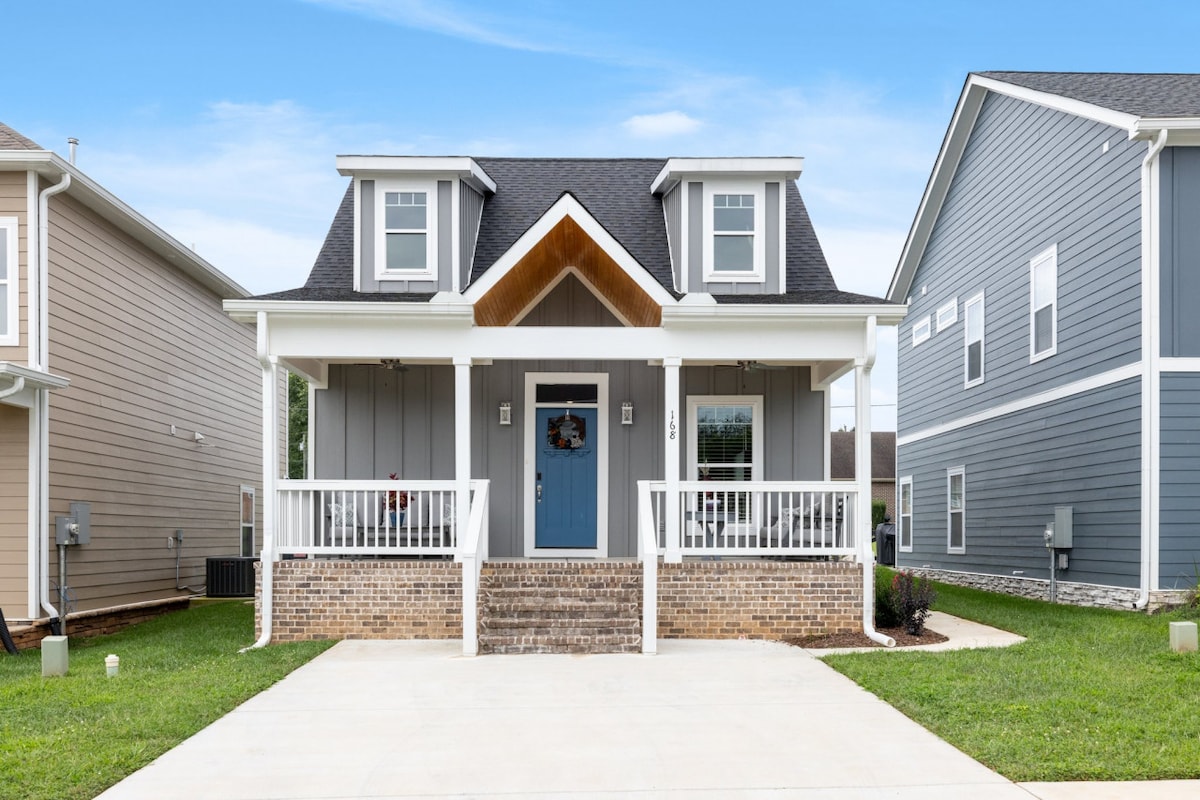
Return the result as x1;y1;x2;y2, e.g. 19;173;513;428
535;407;598;548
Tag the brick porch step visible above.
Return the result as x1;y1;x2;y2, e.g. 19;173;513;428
477;561;642;655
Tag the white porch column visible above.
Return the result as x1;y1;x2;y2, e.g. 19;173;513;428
854;361;873;562
454;356;472;559
663;357;682;563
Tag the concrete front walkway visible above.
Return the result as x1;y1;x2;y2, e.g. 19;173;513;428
98;637;1027;799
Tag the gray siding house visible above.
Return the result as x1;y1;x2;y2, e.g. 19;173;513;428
226;156;905;653
888;72;1200;609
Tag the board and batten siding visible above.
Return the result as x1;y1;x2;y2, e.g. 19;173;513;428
662;183;682;291
459;182;484;291
685;180;783;296
898;92;1143;437
0;404;29;612
1160;373;1200;590
0;171;28;362
44;193;262;612
314;359;826;559
1159;147;1200;356
359;179;452;294
897;379;1142;587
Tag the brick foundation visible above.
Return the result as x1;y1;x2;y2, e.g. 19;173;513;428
259;559;463;642
903;567;1190;612
6;597;192;651
258;558;865;644
657;560;862;639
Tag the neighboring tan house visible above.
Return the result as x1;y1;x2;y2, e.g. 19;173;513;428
830;431;896;520
888;72;1200;610
225;155;905;654
0;123;263;637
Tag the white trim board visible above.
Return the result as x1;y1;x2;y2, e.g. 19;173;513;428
1161;358;1200;372
897;362;1141;447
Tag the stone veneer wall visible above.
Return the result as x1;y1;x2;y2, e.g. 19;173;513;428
259;560;462;642
8;597;191;650
657;560;862;638
904;567;1190;612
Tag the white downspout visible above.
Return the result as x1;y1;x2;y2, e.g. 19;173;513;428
242;311;277;651
857;316;895;647
35;171;71;622
1136;128;1169;610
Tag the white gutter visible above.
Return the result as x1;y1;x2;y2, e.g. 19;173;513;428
35;172;71;622
1135;128;1169;610
856;316;895;647
242;311;277;651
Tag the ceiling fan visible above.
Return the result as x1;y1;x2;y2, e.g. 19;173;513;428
717;360;787;372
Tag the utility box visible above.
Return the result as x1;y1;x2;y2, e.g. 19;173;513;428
1045;506;1073;549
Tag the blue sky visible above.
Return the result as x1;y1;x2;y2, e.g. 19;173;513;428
6;1;1200;428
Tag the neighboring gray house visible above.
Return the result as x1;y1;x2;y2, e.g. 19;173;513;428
888;72;1200;609
226;156;906;653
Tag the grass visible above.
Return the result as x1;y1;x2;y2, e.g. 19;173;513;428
823;571;1200;781
0;601;334;800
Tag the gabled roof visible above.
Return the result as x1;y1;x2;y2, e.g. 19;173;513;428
287;157;855;303
0;122;42;150
888;71;1200;302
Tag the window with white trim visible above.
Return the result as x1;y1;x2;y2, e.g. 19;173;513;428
687;396;763;482
240;485;256;557
936;298;958;332
947;467;965;553
375;180;436;278
911;315;931;347
898;476;913;552
703;182;765;280
964;292;984;387
1030;245;1057;361
0;217;16;346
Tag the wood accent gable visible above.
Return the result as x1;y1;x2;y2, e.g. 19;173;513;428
473;216;662;327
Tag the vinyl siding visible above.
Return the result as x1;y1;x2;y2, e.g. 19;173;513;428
315;361;825;559
0;171;27;362
516;273;623;326
360;179;448;293
0;403;29;612
897;379;1141;588
44;193;261;612
1160;373;1200;590
686;180;783;296
1160;147;1200;356
898;93;1143;436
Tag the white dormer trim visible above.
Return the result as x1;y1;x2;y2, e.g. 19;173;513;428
336;156;496;194
651;157;804;195
461;193;677;307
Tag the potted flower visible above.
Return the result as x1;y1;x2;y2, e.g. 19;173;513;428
386;473;408;527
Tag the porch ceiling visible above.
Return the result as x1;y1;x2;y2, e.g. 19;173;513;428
473;216;662;328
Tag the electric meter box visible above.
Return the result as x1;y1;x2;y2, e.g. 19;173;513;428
1049;506;1073;549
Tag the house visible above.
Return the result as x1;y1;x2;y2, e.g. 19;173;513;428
0;123;264;644
830;430;896;519
887;72;1200;610
225;155;905;654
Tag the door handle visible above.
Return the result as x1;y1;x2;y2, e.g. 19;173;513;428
536;484;543;503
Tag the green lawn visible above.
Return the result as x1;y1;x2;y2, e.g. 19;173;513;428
0;601;334;800
824;574;1200;781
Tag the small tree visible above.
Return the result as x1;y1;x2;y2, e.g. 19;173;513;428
287;372;308;479
871;499;887;528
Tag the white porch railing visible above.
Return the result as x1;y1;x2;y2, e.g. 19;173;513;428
642;480;858;559
275;479;482;557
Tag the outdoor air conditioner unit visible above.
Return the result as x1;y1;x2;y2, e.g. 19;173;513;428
206;556;258;598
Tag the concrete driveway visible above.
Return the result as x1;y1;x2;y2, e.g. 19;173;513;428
96;637;1033;799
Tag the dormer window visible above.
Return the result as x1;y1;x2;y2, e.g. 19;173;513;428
703;182;765;281
375;178;437;279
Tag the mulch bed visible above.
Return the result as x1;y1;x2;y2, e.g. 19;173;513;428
785;626;949;649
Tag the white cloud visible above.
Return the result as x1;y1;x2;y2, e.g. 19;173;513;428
622;111;702;139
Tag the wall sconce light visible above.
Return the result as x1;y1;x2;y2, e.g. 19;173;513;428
499;402;512;426
621;402;633;425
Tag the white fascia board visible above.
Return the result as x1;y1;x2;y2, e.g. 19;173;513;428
0;362;70;390
970;75;1139;131
222;298;475;325
1131;119;1200;145
0;151;248;299
264;319;871;362
460;193;677;306
662;303;906;327
650;157;804;195
335;156;497;194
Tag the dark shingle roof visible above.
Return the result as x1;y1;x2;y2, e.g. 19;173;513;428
252;287;436;302
713;289;887;305
978;72;1200;118
0;122;44;151
830;431;896;481
278;157;840;302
